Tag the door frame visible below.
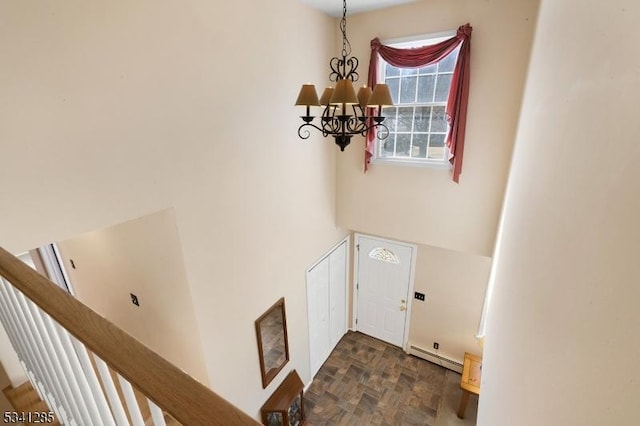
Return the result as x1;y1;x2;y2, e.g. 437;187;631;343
352;233;418;351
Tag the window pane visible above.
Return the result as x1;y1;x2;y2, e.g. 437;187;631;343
430;133;446;147
418;63;437;74
411;134;428;158
396;107;413;132
428;134;447;160
385;63;400;77
382;107;396;132
381;134;396;157
377;40;459;164
386;78;400;104
399;76;417;104
431;106;447;132
435;74;452;102
414;106;431;132
396;134;411;157
438;50;458;73
417;75;435;103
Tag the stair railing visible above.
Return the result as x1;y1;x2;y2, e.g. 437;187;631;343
0;247;259;426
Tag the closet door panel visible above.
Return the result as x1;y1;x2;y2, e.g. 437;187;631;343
329;242;347;349
307;259;330;377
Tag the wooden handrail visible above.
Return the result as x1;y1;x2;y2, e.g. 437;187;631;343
0;247;260;426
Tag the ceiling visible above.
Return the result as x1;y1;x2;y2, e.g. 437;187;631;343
300;0;418;17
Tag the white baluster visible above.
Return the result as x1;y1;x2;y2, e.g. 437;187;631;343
94;356;130;426
62;328;117;426
14;291;75;423
147;399;167;426
0;279;33;375
0;280;63;420
0;281;27;366
22;295;86;424
118;374;145;426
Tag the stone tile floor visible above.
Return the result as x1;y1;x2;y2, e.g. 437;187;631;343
304;331;477;426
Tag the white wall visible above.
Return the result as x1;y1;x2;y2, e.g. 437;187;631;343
0;0;344;418
479;1;640;425
337;0;540;256
56;209;209;384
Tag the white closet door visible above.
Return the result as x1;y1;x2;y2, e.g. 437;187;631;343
307;259;330;377
307;240;348;379
329;243;347;349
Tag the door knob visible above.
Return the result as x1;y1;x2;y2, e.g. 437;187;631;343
400;306;406;311
401;299;406;304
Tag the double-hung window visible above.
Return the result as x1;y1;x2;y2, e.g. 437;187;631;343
375;34;460;165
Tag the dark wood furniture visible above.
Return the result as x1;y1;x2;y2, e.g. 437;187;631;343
260;370;305;426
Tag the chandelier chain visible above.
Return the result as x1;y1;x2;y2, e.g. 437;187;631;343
340;0;351;59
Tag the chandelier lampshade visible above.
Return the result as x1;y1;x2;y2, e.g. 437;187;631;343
357;86;373;108
319;87;335;106
329;79;359;105
295;84;320;107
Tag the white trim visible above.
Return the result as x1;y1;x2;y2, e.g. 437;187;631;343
52;243;75;295
306;235;350;273
37;244;75;295
407;344;463;373
383;29;457;47
353;233;417;351
371;157;452;169
344;236;351;340
352;239;360;332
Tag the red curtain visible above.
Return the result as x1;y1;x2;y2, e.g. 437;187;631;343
366;24;472;183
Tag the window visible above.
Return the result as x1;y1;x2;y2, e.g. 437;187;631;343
375;35;460;165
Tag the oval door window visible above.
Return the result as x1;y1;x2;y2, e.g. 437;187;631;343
368;247;400;264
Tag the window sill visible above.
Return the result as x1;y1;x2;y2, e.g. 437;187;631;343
371;157;452;169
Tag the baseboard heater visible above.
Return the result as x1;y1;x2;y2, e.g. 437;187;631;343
408;345;463;373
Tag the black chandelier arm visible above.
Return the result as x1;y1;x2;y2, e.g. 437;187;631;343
298;121;330;139
298;117;390;142
343;115;366;134
351;121;388;138
372;122;390;140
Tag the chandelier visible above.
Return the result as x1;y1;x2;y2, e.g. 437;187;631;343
295;0;394;151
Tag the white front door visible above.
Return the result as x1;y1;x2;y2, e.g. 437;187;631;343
356;235;414;347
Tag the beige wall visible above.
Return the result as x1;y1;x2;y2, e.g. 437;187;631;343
409;244;490;362
338;0;539;364
56;209;209;384
0;0;344;418
479;0;640;425
337;0;540;256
